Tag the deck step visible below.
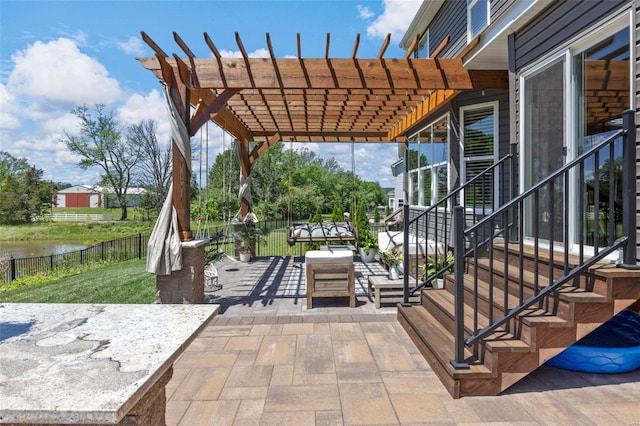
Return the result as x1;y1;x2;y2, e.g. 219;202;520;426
397;304;493;378
398;243;640;398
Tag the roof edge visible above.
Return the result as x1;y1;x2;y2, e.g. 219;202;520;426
399;1;445;50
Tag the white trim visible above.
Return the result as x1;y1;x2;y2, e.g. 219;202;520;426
518;11;634;255
519;53;568;246
467;0;490;43
463;0;547;68
407;113;451;208
400;1;445;50
417;29;430;58
460;101;499;208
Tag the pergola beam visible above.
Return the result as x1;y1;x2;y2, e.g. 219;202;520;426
138;57;504;91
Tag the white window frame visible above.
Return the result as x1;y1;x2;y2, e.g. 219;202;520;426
467;0;489;42
517;10;634;254
459;101;499;210
407;113;450;207
416;29;429;58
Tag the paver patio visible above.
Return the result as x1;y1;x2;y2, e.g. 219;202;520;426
166;256;640;425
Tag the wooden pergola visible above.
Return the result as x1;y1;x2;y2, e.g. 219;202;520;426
138;31;508;241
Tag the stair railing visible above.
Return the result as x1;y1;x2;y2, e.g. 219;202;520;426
451;109;637;368
402;144;518;304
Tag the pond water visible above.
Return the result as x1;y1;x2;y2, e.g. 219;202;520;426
0;241;88;259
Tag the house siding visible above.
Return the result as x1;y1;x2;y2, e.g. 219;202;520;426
634;0;640;259
491;0;515;23
513;0;629;71
429;0;466;58
403;89;510;247
512;0;638;259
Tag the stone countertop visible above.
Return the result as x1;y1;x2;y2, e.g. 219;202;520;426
0;303;219;424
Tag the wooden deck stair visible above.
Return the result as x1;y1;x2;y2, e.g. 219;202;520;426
398;245;640;398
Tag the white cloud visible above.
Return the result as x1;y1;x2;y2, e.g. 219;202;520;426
8;38;122;108
117;89;165;125
53;26;88;47
218;48;270;58
366;0;423;42
41;112;81;136
117;89;171;147
117;36;144;55
357;5;374;19
0;83;21;130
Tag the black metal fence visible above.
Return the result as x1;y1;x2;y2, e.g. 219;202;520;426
1;233;148;284
199;218;366;260
1;218;370;284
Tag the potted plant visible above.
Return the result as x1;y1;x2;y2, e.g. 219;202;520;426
380;249;401;279
421;252;454;289
235;222;266;262
358;230;378;263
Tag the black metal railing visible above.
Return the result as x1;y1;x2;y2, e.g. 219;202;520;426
1;233;148;284
401;144;518;301
450;110;636;367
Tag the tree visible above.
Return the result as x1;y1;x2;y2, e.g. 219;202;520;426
0;152;55;224
128;120;171;214
63;105;142;220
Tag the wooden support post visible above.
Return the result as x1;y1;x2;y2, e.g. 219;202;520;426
238;138;252;221
174;79;193;242
173;143;192;242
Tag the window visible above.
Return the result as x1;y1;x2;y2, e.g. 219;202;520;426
461;103;498;208
468;0;489;41
415;30;429;58
407;115;449;207
519;15;631;250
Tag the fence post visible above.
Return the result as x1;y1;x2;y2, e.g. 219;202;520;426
451;206;469;369
138;233;143;259
101;241;105;261
621;110;638;267
10;256;16;282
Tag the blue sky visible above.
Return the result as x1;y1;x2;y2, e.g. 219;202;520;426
0;0;421;188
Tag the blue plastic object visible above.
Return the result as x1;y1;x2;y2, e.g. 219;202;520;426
546;309;640;373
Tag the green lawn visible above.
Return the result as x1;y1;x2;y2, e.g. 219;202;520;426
0;259;155;303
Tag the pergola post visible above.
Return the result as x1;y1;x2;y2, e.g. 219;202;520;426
237;138;252;220
148;47;203;304
173;81;193;242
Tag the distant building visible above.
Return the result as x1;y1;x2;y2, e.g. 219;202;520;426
55;185;146;208
55;185;102;208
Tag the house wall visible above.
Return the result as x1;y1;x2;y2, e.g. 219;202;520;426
428;0;466;58
89;194;101;208
428;0;518;59
402;89;510;247
511;0;639;258
56;194;65;208
634;0;640;259
513;0;628;70
491;0;515;22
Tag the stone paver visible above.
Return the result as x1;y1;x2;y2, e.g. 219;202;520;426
166;256;640;425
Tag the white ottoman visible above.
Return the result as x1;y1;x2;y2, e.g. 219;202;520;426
305;250;355;308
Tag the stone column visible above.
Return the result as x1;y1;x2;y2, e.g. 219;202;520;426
155;240;207;303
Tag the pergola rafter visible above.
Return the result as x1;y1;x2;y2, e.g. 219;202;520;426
138;31;507;144
138;30;508;237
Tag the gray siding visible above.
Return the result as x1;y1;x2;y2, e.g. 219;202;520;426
428;0;517;59
514;0;628;71
634;0;640;259
429;0;466;58
491;0;515;22
512;0;638;259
